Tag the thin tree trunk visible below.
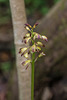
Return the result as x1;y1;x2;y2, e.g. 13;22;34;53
9;0;31;100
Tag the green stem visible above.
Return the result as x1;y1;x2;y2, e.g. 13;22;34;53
31;52;35;100
31;29;35;100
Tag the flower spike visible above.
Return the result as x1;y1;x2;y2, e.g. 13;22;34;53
19;23;48;69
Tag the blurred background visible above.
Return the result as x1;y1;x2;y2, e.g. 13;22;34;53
0;0;67;100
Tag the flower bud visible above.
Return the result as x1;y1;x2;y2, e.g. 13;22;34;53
24;37;31;43
36;46;41;52
33;32;41;40
19;47;27;54
33;23;38;29
24;52;28;58
25;26;31;32
38;52;45;58
25;33;30;37
30;45;36;52
36;42;43;46
41;36;48;41
25;24;32;28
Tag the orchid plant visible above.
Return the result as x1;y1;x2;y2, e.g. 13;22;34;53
19;23;48;100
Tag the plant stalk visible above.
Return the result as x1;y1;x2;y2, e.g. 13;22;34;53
31;29;35;100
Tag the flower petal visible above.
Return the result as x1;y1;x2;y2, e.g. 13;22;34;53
41;36;48;41
24;37;31;43
36;42;43;46
19;47;27;53
22;60;31;66
25;26;31;32
24;52;28;58
38;52;45;58
25;24;32;28
36;46;41;51
33;23;38;29
30;44;36;52
36;42;45;47
23;33;31;39
33;32;41;40
25;33;30;37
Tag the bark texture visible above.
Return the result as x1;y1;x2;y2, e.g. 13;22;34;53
9;0;31;100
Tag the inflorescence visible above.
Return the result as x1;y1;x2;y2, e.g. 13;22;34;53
19;23;48;69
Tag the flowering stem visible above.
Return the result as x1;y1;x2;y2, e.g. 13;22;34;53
19;23;48;100
31;29;35;100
